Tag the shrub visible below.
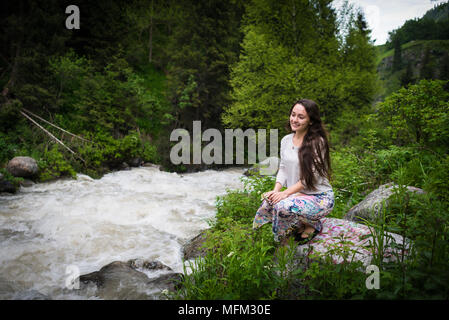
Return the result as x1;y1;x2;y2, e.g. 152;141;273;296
376;79;449;151
37;144;77;181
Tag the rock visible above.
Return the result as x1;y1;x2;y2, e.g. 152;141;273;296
147;272;183;296
243;156;280;177
78;260;181;299
79;261;150;288
6;156;38;178
12;290;51;300
119;162;131;171
129;157;143;167
19;179;35;188
294;217;411;267
0;180;16;193
344;183;426;223
127;259;172;272
183;230;209;261
142;163;160;170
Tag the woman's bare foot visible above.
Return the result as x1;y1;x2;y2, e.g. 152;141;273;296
301;225;316;238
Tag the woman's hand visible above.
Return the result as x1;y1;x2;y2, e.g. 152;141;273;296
261;191;276;201
267;191;289;205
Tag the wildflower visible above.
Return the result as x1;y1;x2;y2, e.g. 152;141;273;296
227;251;234;258
161;289;169;296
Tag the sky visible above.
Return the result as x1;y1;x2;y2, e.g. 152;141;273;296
332;0;448;45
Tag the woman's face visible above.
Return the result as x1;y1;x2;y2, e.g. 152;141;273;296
290;104;311;133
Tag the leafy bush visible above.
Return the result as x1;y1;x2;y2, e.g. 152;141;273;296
37;144;77;181
330;148;367;218
376;79;449;151
78;130;158;171
215;174;275;227
424;154;449;203
175;223;278;300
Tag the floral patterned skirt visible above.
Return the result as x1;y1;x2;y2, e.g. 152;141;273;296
252;190;335;242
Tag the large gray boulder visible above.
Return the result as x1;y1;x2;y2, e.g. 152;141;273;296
183;230;208;261
6;156;38;178
294;217;411;267
344;183;425;223
77;260;182;300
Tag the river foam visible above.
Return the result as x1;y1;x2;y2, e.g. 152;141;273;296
0;166;245;299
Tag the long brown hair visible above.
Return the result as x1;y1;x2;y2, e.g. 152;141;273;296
286;99;331;190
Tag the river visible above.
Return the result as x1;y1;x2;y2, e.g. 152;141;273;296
0;166;246;299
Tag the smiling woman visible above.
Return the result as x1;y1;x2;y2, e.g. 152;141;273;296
253;99;334;245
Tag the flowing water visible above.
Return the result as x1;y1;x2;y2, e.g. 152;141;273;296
0;166;246;299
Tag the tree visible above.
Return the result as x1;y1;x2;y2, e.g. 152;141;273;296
392;36;402;72
163;0;245;132
401;61;414;87
441;53;449;80
420;47;434;80
124;0;175;68
222;0;377;130
377;79;449;149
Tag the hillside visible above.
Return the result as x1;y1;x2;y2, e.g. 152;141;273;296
376;39;449;99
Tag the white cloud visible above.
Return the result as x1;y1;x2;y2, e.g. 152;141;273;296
333;0;448;45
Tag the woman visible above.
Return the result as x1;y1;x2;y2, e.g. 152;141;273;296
253;99;334;245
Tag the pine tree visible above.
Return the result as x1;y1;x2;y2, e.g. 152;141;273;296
420;48;433;80
164;0;245;132
343;10;376;73
440;53;449;80
392;36;403;72
401;61;414;87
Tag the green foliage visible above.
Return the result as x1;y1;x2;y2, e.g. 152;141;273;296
0;99;23;132
377;80;449;149
0;132;20;166
297;254;368;299
175;223;278;300
222;0;377;130
0;167;24;188
1;48;165;179
48;50;168;139
37;144;77;182
424;154;449;203
215;174;275;227
78;130;158;170
163;0;244;131
362;176;449;299
329;148;367;218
